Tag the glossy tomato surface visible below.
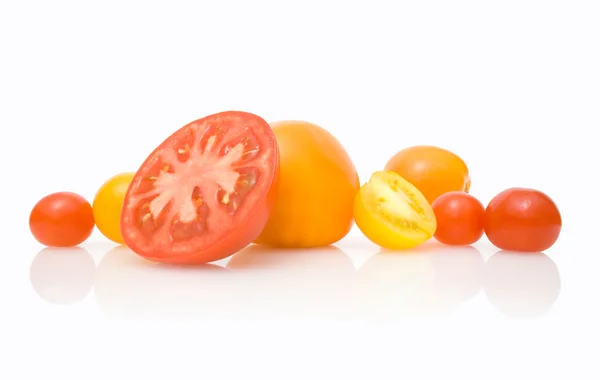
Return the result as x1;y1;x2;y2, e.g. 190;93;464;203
384;145;470;204
484;188;561;252
353;171;437;249
432;191;485;246
120;111;279;264
93;172;135;244
254;121;359;248
29;192;95;247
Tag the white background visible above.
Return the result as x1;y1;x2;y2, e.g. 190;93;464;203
1;0;599;378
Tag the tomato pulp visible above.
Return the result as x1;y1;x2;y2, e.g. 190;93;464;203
120;111;279;264
484;188;561;252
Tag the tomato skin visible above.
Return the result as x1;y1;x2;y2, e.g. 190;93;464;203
484;188;561;252
29;192;95;247
93;172;135;244
432;191;485;246
384;145;470;204
120;110;280;265
254;121;359;248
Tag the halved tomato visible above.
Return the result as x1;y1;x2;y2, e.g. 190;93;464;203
354;171;437;249
120;111;279;265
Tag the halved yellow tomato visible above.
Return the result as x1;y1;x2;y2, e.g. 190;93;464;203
354;171;437;249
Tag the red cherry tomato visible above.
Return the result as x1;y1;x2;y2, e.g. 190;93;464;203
120;110;280;265
431;191;485;246
484;188;561;252
29;192;95;247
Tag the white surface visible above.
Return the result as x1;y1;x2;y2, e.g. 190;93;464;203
2;0;599;378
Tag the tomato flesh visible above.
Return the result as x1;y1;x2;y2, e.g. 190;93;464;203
484;188;561;252
432;191;485;246
29;192;95;247
353;171;437;249
120;111;279;264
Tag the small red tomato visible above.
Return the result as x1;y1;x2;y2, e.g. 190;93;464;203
29;192;95;247
432;191;485;245
484;188;561;252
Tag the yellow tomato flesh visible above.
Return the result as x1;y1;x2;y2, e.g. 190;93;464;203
93;172;135;244
354;171;437;249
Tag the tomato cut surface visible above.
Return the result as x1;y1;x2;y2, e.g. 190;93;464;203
120;111;279;264
353;171;437;249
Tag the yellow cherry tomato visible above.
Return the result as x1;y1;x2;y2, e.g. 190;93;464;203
93;172;135;244
354;170;437;249
254;120;360;248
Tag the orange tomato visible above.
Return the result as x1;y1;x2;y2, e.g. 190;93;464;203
254;121;359;248
384;145;470;204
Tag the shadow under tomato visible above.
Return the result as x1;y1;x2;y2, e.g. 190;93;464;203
30;246;96;305
483;250;561;318
355;241;485;318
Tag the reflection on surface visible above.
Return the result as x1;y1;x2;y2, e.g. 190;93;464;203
88;243;563;318
94;244;356;317
30;247;96;305
483;250;561;318
357;244;485;317
95;245;234;317
226;245;356;316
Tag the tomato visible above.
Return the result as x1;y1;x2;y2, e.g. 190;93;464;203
29;192;95;247
120;111;279;265
93;172;135;244
384;145;471;204
254;121;359;248
353;170;437;249
483;188;562;252
431;191;485;246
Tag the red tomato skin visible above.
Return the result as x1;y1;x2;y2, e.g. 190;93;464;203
120;110;280;265
432;192;485;246
29;192;95;247
484;188;561;252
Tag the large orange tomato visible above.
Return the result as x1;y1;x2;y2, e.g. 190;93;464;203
384;145;470;204
254;121;359;248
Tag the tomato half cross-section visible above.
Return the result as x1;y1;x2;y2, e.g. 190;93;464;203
354;171;437;250
120;111;279;265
